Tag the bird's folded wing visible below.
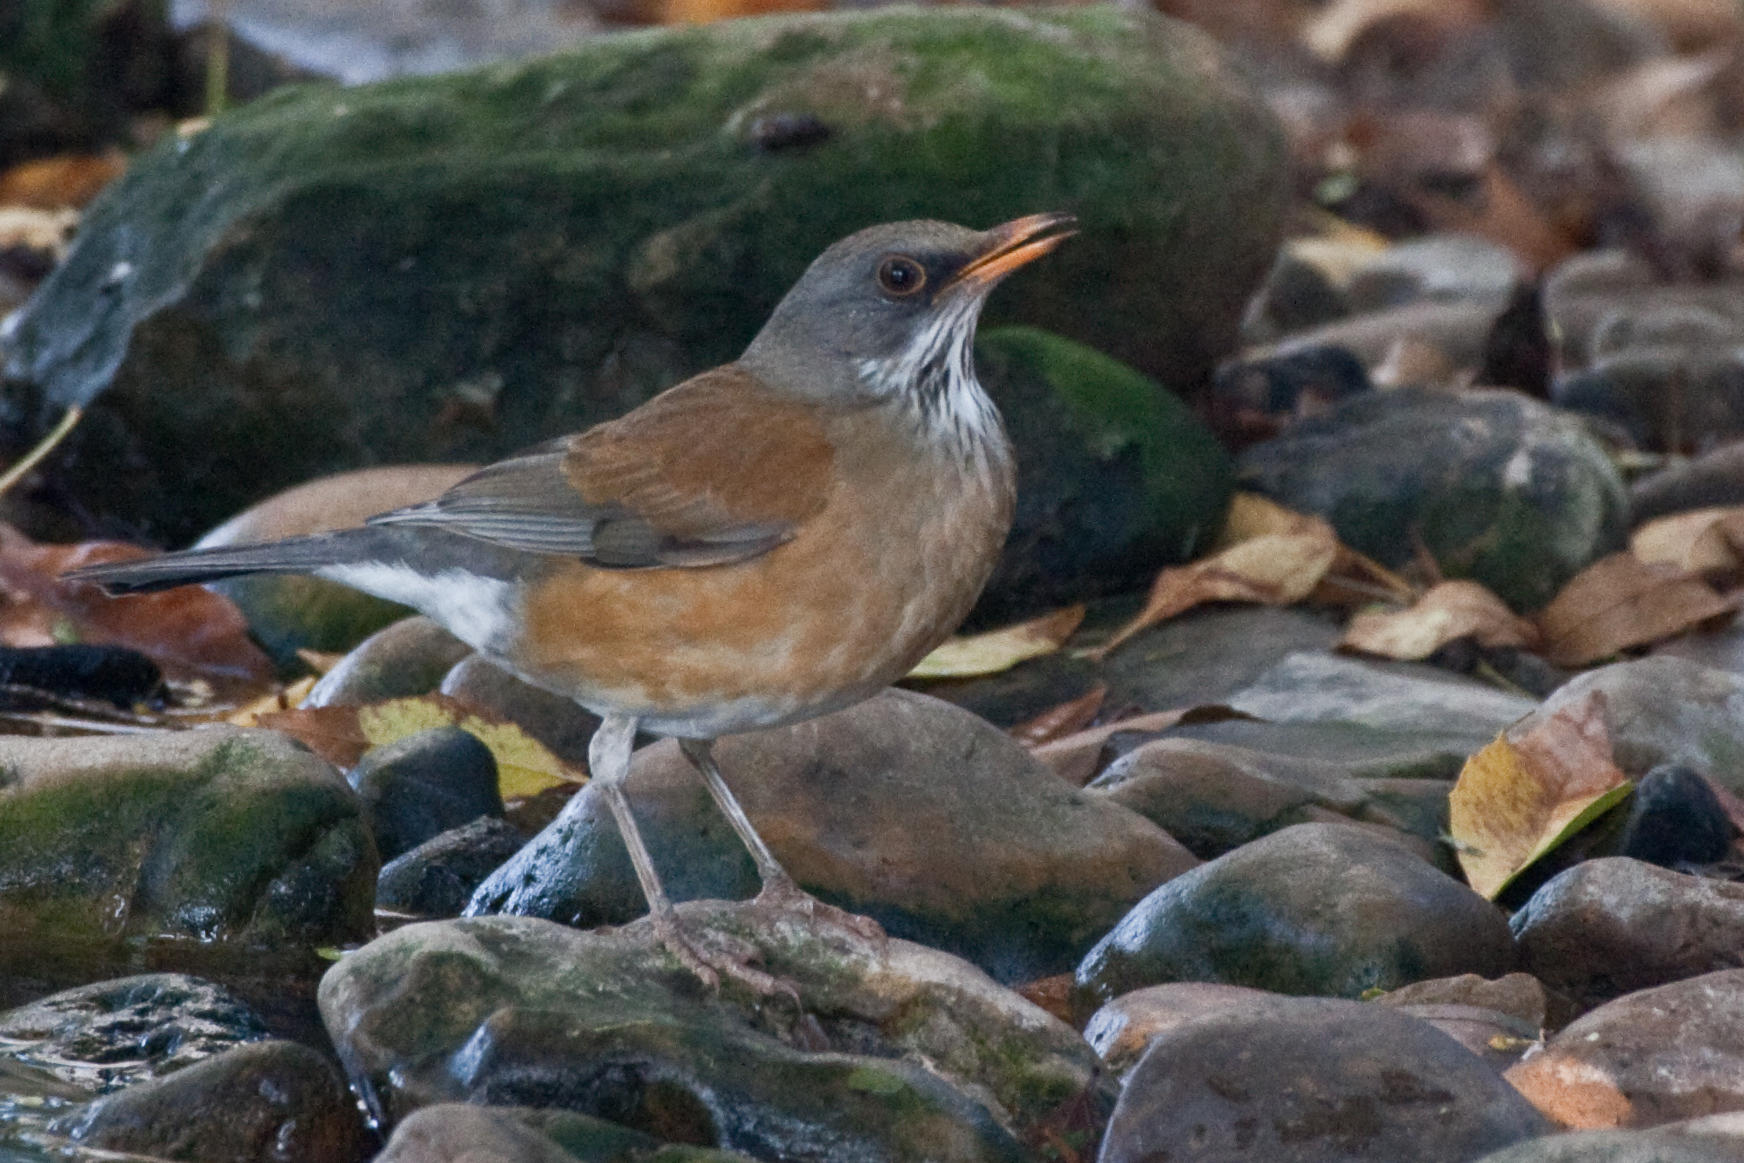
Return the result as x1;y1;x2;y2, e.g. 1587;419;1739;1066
368;366;834;568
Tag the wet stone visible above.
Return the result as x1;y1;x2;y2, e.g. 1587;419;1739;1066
1506;970;1744;1129
1512;858;1744;1010
303;615;472;708
1074;822;1515;1006
1098;995;1551;1163
348;726;503;862
1615;764;1733;868
53;1039;373;1163
375;815;527;918
319;904;1108;1162
470;688;1195;984
1082;982;1279;1077
376;1103;756;1162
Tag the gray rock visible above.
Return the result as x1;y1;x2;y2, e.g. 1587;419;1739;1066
1555;348;1744;451
1616;764;1733;868
1631;440;1744;522
349;726;503;861
1506;970;1744;1129
1345;232;1523;313
470;689;1195;983
1082;982;1277;1076
1225;651;1538;747
1513;858;1744;1009
1085;738;1438;859
1074;822;1514;1005
0;975;268;1097
1260;299;1502;371
0;726;376;949
304;615;472;707
1377;972;1548;1030
53;1039;372;1163
1;6;1287;586
1474;1125;1744;1163
1098;995;1551;1163
376;815;527;917
439;654;600;767
319;905;1107;1161
1517;656;1744;794
1238;387;1629;608
377;1103;756;1162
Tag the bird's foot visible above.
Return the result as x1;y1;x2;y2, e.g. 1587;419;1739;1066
753;873;886;946
650;906;803;1007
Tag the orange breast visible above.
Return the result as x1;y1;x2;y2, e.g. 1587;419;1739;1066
516;408;1013;736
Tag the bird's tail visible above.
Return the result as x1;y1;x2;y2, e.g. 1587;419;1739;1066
62;529;388;595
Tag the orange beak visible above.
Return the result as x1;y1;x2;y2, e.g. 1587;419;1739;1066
945;211;1078;291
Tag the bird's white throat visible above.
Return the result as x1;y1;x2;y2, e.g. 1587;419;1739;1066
856;293;1004;462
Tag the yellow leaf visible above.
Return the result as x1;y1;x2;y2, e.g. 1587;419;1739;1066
908;605;1085;679
354;696;584;800
1449;693;1632;899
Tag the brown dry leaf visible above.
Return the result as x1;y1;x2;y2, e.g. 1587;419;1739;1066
1010;684;1108;749
1097;495;1411;657
1449;692;1633;899
1340;580;1538;660
908;605;1085;679
1630;506;1744;583
256;693;583;798
0;525;275;687
1536;552;1736;667
0;151;126;209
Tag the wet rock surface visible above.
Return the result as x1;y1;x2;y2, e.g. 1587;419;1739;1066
1512;858;1744;1010
0;726;377;952
375;1102;756;1162
471;688;1195;983
303;615;472;708
319;904;1108;1162
1506;970;1744;1129
1237;387;1629;608
376;815;528;918
348;725;503;862
1097;995;1552;1163
1074;822;1514;1006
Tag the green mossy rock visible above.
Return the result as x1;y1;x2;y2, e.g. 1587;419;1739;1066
1;4;1284;557
0;726;377;950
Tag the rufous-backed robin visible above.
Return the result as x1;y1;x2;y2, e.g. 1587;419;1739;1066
65;212;1077;990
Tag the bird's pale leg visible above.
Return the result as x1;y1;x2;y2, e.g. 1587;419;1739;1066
592;715;789;997
679;737;884;942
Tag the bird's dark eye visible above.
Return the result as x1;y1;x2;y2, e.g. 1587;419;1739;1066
876;255;926;298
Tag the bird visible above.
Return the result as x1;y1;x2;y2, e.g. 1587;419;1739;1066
63;212;1077;991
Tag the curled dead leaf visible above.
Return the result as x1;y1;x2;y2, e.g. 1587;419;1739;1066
908;604;1084;679
1536;552;1735;667
1630;506;1744;584
1450;691;1633;899
1340;580;1537;660
1010;684;1108;749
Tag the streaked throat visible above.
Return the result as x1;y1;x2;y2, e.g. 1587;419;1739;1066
856;294;1006;464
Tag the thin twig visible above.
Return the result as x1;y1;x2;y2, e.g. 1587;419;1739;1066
0;405;82;497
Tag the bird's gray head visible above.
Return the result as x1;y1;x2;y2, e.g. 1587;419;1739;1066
741;214;1076;433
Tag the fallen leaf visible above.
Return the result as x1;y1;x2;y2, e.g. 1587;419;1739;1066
0;151;126;209
1029;706;1256;786
1096;495;1412;657
908;605;1085;679
257;693;584;798
1630;506;1744;583
0;525;274;688
1340;580;1538;660
1536;553;1736;666
1450;692;1633;898
1010;684;1108;748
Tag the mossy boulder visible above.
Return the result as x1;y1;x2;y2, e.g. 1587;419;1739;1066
1;3;1284;558
0;726;377;951
320;906;1110;1160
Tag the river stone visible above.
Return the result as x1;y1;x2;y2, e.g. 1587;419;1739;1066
319;906;1107;1161
1098;995;1551;1163
53;1039;372;1163
303;615;472;707
1512;858;1744;1009
1506;970;1744;1129
1084;738;1437;859
0;726;377;949
1474;1124;1744;1163
1074;822;1515;1005
1615;764;1733;868
1237;386;1629;608
376;1102;757;1162
469;688;1195;983
1082;982;1277;1076
0;8;1286;584
348;726;503;861
1515;656;1744;794
376;815;528;917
